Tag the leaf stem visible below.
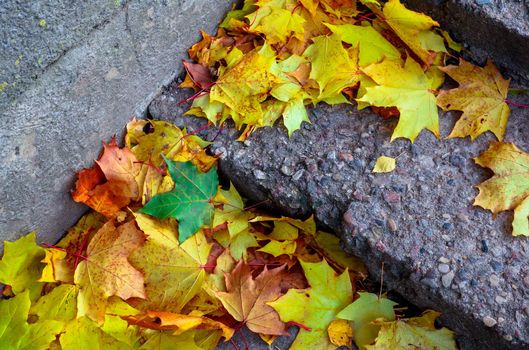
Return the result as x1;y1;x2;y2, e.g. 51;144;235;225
505;99;529;109
288;321;312;331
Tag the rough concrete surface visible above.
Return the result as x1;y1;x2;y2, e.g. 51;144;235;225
405;0;529;85
0;0;235;250
149;80;529;349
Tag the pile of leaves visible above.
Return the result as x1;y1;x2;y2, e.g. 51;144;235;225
181;0;529;236
0;119;457;349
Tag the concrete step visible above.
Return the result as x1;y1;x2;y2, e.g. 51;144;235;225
149;81;529;349
405;0;529;85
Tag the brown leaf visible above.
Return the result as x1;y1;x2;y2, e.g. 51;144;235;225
216;261;287;335
182;61;214;90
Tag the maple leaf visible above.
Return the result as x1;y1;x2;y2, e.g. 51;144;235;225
258;240;297;257
0;291;31;348
213;184;254;238
325;23;401;67
72;137;142;217
0;232;45;300
140;158;218;242
269;259;353;349
337;292;397;349
216;261;287;335
327;319;353;348
366;310;457;350
30;284;78;323
0;291;63;350
359;57;439;142
436;59;510;140
74;220;146;323
474;142;529;236
307;231;367;276
39;248;71;283
59;316;132;350
248;1;306;45
372;155;396;173
250;215;317;234
125;120;216;204
182;61;214;90
124;311;234;339
210;44;280;127
140;331;204;350
130;213;212;313
303;33;360;104
378;0;445;65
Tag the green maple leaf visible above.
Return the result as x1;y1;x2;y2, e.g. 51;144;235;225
59;317;131;350
337;292;397;349
0;291;63;350
268;259;353;349
0;232;45;300
0;291;30;348
30;284;78;323
140;158;219;242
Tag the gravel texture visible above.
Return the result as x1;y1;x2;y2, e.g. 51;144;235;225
149;80;529;350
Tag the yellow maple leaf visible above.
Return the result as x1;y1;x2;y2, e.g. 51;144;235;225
210;44;280;128
437;59;510;141
130;213;212;312
303;33;360;104
359;57;439;142
474;142;529;236
74;220;146;323
248;1;305;45
380;0;445;65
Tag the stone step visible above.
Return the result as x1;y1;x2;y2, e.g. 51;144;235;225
405;0;529;85
149;82;529;349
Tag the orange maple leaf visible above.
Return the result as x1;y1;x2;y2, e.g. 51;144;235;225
72;137;142;217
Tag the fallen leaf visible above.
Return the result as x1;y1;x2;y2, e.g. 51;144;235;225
0;291;30;348
30;284;78;323
303;33;360;104
437;59;510;140
269;259;353;349
74;220;146;323
72;137;141;217
474;142;529;236
366;310;457;350
380;0;444;65
124;311;234;339
337;292;397;349
59;316;131;350
359;57;439;142
130;214;212;313
0;232;45;299
325;23;400;67
182;61;214;90
140;158;219;242
372;156;396;173
328;319;353;348
140;331;204;350
217;261;287;335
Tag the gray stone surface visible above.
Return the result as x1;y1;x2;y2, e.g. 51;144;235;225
0;0;235;250
405;0;529;85
149;80;529;349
